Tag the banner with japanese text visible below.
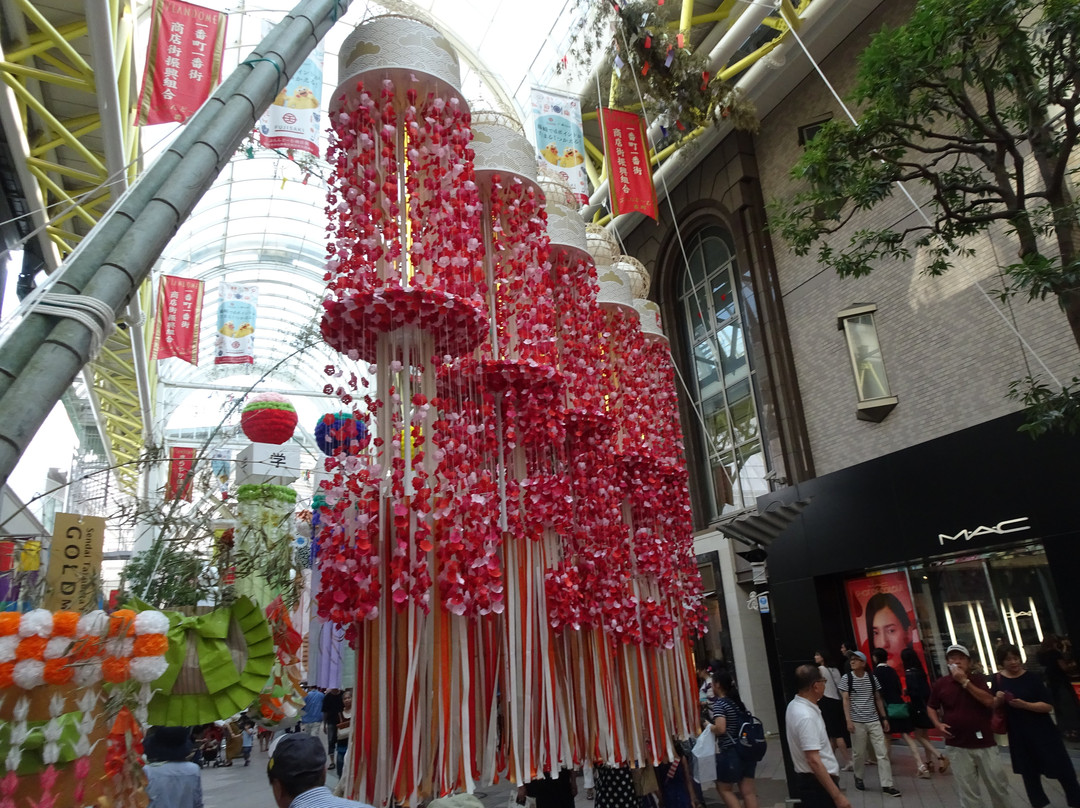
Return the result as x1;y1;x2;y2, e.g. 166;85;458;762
530;88;589;204
136;0;227;125
214;281;258;364
258;21;323;157
166;446;197;501
150;274;204;363
43;513;105;612
599;107;657;220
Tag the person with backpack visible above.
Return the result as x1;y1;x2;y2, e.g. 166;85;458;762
709;670;760;808
839;651;900;798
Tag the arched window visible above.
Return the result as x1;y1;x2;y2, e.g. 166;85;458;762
679;226;769;520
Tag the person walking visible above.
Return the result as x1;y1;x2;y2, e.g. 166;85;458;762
992;643;1080;807
709;670;760;808
927;643;1011;808
785;664;851;808
266;734;374;808
301;684;325;736
814;651;851;771
901;647;949;775
872;647;940;778
839;651;899;797
241;721;256;766
322;688;344;765
144;726;203;808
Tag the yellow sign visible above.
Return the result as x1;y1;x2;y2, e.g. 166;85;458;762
43;513;105;612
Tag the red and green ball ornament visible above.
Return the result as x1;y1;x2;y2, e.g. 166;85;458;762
241;393;298;444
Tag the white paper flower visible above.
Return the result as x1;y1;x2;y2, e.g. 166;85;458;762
73;659;102;687
129;656;168;683
133;611;169;635
12;659;45;689
77;611;108;637
18;609;53;638
44;637;71;660
105;637;134;658
0;635;18;662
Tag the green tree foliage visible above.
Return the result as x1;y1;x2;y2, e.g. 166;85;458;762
123;542;214;609
769;0;1080;432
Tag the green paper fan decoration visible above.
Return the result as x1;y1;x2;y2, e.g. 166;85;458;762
137;596;275;726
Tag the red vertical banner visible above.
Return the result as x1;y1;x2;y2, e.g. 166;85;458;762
150;275;205;363
167;446;197;501
599;107;658;220
136;0;228;126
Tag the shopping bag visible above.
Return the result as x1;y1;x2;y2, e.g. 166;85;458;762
692;727;717;783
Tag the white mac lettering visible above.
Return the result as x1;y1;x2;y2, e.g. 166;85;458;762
938;516;1030;546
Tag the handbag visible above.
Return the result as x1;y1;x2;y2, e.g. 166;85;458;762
886;702;910;720
990;673;1010;736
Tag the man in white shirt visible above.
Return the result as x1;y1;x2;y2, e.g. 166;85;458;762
785;665;851;808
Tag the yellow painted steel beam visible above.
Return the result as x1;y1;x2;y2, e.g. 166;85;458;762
5;21;89;61
26;156;100;186
0;61;91;91
679;0;695;37
15;0;94;78
717;36;782;81
1;77;106;172
26;164;98;228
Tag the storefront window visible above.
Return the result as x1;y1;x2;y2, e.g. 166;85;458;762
847;544;1065;679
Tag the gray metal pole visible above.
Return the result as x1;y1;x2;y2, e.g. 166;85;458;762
0;0;349;487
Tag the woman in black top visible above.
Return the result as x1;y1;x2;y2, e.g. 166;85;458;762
873;648;941;778
900;647;949;775
993;643;1080;807
1037;635;1080;740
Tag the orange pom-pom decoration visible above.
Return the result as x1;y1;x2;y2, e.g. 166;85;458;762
102;656;130;683
108;610;137;637
132;634;168;657
71;636;103;660
0;613;20;636
52;612;79;636
43;658;74;685
0;661;13;688
16;635;48;660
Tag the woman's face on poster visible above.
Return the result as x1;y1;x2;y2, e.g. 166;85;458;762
872;605;910;658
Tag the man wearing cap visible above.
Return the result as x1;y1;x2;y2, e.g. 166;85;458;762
838;651;899;797
267;733;374;808
144;726;203;808
785;664;852;808
927;644;1010;808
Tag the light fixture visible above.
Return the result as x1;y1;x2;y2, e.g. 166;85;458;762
837;304;898;422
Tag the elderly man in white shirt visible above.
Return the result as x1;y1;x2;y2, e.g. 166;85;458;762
785;664;852;808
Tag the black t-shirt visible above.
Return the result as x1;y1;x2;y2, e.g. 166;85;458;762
875;664;904;704
322;691;344;722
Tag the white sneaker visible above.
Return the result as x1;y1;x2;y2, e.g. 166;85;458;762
841;762;853;772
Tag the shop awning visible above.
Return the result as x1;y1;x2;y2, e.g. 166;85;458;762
715;498;812;548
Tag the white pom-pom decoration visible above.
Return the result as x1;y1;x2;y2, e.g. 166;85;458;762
0;635;18;663
18;609;53;638
77;611;108;637
12;659;45;689
105;637;134;658
129;656;169;683
133;611;169;635
73;659;102;688
44;637;71;660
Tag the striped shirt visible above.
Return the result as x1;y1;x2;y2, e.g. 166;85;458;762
710;696;742;748
289;786;374;808
838;670;881;723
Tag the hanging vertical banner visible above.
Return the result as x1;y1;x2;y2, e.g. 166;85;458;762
258;24;323;157
150;274;205;363
599;107;658;220
43;513;105;612
530;87;589;204
214;281;258;364
167;446;197;501
136;0;228;126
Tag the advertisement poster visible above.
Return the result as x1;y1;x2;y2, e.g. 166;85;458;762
530;87;589;204
136;0;227;125
257;23;323;157
166;446;197;501
599;107;657;220
214;281;258;365
150;274;204;363
43;514;105;612
845;571;927;688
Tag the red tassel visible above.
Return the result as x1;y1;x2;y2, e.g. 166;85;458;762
641;61;649;76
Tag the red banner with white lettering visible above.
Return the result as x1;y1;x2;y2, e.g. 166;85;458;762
167;447;197;501
150;275;204;363
136;0;227;126
599;108;658;220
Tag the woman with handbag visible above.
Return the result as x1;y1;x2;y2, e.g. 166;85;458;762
709;671;759;808
814;651;852;771
992;643;1080;807
871;648;935;778
900;648;949;775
